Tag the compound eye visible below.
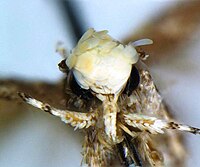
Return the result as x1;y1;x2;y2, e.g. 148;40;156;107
67;71;94;101
123;66;140;96
58;59;69;73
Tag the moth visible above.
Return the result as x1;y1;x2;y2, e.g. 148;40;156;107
9;28;199;167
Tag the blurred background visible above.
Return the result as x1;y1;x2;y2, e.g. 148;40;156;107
1;0;200;167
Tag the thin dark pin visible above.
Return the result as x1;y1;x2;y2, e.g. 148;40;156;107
59;1;86;43
117;133;142;167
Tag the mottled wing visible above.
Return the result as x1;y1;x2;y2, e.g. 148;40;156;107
0;79;67;128
133;63;186;167
123;1;200;63
121;3;200;166
0;79;66;109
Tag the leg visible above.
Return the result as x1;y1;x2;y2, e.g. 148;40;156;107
123;113;200;135
18;92;96;130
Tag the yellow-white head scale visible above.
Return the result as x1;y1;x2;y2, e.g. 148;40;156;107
66;28;142;101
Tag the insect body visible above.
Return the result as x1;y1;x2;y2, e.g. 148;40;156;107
19;28;200;167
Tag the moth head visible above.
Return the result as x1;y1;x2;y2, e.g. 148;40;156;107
62;28;152;101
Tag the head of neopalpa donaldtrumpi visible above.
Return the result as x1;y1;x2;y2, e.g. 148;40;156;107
66;28;153;102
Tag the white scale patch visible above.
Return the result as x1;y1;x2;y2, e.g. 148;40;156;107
66;28;139;101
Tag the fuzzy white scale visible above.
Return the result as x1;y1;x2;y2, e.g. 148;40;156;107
66;28;139;100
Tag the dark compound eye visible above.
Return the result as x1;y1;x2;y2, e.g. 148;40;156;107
58;59;69;73
68;71;94;101
123;66;140;96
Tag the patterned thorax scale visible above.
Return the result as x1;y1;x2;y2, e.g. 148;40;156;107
66;28;139;101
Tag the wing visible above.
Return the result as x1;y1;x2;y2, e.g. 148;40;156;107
122;63;187;167
0;79;67;129
123;1;200;63
0;79;66;108
121;3;200;166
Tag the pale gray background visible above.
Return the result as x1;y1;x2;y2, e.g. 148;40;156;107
0;1;200;167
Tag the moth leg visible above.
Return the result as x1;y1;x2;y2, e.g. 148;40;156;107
123;113;200;135
18;92;96;130
82;129;113;167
